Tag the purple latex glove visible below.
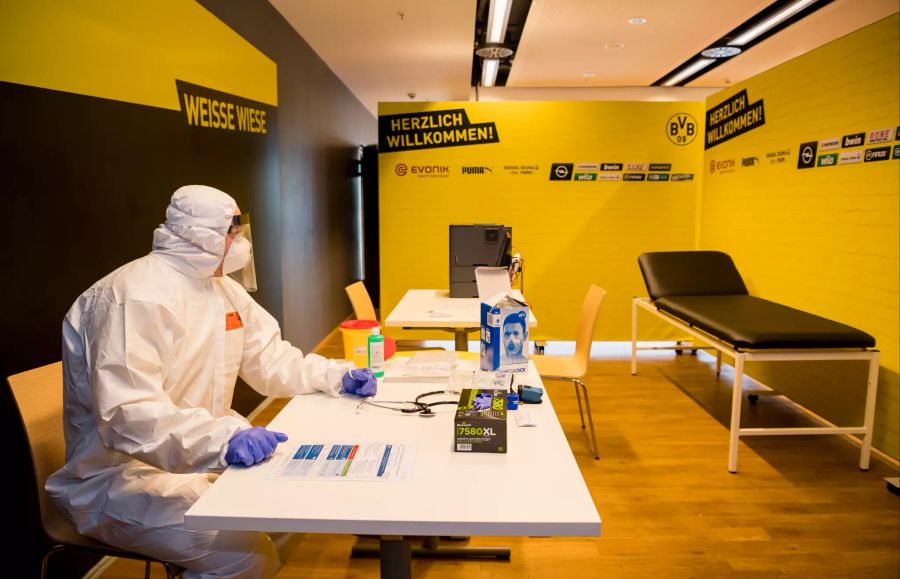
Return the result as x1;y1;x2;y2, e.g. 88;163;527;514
341;368;378;397
225;426;289;467
473;392;493;411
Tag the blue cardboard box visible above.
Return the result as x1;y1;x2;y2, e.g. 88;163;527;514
480;293;529;373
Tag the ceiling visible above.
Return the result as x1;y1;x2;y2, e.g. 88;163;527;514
269;0;899;116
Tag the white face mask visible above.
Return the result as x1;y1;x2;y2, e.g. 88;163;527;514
222;236;252;274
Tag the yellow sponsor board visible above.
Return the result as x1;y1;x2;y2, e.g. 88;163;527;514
0;0;276;109
379;101;705;342
700;14;899;458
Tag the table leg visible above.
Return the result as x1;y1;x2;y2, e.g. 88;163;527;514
454;329;469;351
378;536;411;579
352;536;510;570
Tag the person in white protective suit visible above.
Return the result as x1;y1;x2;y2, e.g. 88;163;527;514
46;185;377;578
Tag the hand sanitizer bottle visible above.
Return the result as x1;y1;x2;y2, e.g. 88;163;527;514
367;327;385;378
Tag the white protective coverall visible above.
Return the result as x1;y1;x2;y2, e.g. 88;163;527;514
46;185;352;578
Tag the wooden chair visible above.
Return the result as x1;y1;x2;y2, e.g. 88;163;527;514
345;281;378;321
530;285;607;459
6;362;184;578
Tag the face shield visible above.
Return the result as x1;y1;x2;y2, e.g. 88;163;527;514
224;213;258;292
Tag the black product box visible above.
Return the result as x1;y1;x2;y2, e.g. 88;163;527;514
454;388;507;453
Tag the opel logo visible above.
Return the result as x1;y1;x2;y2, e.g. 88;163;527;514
801;146;814;164
554;164;569;179
395;163;408;176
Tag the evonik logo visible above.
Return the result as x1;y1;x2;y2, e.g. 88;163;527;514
411;165;450;174
395;163;408;176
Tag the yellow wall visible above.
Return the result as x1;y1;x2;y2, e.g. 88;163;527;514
700;15;899;458
378;101;705;342
0;0;276;108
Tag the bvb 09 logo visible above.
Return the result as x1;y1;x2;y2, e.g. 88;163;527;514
667;113;697;146
395;163;408;176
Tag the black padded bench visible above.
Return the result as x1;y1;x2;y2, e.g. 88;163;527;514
630;251;880;473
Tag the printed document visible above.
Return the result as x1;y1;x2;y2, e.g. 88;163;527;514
271;442;415;481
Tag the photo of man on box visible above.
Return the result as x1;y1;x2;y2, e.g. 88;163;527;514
502;310;528;365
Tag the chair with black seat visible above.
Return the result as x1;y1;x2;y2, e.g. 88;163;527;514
530;285;607;459
6;362;184;579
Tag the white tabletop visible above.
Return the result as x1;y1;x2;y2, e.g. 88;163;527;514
185;360;600;537
384;289;538;329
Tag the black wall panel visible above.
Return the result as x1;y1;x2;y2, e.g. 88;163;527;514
1;1;375;576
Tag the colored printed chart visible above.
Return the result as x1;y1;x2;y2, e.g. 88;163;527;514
271;442;415;481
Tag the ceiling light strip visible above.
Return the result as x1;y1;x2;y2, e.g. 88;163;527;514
482;59;499;87
486;0;514;43
661;58;715;86
729;0;818;46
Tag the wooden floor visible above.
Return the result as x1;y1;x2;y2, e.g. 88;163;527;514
104;338;900;578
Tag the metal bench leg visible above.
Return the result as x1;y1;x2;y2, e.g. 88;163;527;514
716;351;722;376
630;298;638;375
860;351;880;470
728;354;745;473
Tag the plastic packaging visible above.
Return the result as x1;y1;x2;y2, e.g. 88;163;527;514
367;327;385;378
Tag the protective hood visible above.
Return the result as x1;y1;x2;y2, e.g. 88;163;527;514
151;185;236;278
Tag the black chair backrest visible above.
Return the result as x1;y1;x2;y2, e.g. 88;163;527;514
638;251;748;300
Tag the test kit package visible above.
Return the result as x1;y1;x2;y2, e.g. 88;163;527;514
480;293;529;373
454;388;507;453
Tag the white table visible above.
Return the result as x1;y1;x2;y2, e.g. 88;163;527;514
384;289;538;351
185;360;600;578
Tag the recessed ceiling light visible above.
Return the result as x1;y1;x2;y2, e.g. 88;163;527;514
604;43;625;50
700;46;742;58
628;17;647;25
475;45;514;59
582;72;596;79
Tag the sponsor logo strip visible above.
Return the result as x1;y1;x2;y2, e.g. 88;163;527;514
575;162;598;171
648;163;672;171
598;173;621;181
816;153;838;167
819;137;840;151
600;163;623;171
797;141;818;169
574;172;597;181
864;146;890;162
671;173;694;181
839;151;862;164
549;163;573;180
867;127;894;144
623;173;646;181
647;173;669;181
842;133;864;148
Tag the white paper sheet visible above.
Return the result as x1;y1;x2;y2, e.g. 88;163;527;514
271;442;416;481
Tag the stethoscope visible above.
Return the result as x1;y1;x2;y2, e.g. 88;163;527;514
356;390;459;417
